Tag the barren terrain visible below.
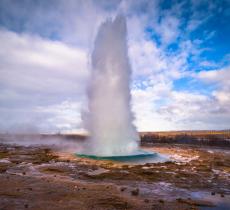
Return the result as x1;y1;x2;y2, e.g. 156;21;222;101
0;141;229;210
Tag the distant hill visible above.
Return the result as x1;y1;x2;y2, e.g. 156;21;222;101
140;130;230;147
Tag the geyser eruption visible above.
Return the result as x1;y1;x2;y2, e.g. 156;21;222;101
84;15;139;156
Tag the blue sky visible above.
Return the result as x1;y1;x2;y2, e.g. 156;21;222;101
0;0;229;133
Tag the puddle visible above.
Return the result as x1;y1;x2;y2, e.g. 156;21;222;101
87;168;109;176
128;181;230;209
0;158;11;163
191;191;230;210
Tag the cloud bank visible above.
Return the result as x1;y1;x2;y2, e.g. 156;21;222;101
0;0;229;133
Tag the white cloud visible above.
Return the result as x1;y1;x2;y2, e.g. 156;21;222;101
156;15;180;45
197;67;230;108
132;82;173;131
131;65;230;131
129;39;167;76
132;85;215;131
0;0;115;47
0;29;88;95
187;0;215;32
0;29;88;133
36;100;84;133
197;67;230;87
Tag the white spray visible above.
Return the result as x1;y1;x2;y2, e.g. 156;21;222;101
84;15;139;156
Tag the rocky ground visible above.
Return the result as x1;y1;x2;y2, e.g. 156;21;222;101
0;142;229;210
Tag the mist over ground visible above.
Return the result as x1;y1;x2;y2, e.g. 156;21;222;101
0;134;85;153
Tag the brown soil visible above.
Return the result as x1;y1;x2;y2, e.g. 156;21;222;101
0;143;229;210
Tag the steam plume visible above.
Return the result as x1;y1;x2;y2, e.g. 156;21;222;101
84;15;139;156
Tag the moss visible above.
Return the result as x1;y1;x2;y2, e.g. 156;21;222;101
42;167;67;173
0;151;9;159
0;191;22;198
32;152;58;164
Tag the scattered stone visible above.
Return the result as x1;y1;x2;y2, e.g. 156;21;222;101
131;188;139;196
152;204;162;209
158;199;164;203
22;172;26;175
211;192;215;195
24;204;28;208
220;194;224;197
120;187;126;192
144;199;149;203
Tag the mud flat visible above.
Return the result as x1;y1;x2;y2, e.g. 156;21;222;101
0;142;229;210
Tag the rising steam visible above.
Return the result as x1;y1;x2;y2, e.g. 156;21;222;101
83;15;139;156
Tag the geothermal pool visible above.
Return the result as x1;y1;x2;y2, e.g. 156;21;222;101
76;150;169;164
